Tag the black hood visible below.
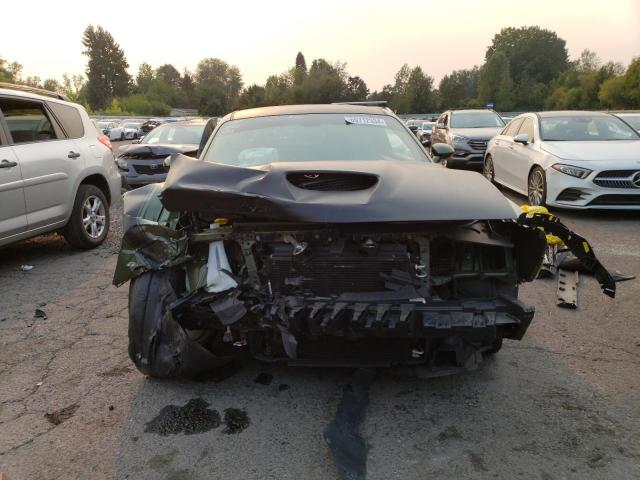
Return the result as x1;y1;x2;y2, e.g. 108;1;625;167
118;143;198;159
159;155;518;223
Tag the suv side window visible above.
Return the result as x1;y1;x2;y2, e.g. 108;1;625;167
48;101;84;138
502;118;523;137
517;118;535;142
0;98;59;144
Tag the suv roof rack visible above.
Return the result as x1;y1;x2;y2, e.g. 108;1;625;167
332;101;388;107
0;82;69;101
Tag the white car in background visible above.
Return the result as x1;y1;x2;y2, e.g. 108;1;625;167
108;121;143;141
483;111;640;209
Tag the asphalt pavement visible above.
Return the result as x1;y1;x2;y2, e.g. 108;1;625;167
1;163;639;480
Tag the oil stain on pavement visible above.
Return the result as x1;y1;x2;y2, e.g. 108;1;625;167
144;398;251;436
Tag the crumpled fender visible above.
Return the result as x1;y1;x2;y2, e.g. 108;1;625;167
113;183;189;286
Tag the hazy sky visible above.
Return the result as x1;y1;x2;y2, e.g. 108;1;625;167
2;0;639;90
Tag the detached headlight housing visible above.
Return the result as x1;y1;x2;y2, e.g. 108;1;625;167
551;164;592;179
116;158;128;170
452;135;469;145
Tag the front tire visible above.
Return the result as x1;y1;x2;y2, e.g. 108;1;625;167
62;185;109;249
483;155;495;183
528;166;547;206
129;270;230;378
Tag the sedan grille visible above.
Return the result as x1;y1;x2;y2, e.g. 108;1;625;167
287;172;378;191
468;140;488;151
593;170;640;189
588;194;640;206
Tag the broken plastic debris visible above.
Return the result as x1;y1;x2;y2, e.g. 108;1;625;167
34;309;47;320
20;265;34;271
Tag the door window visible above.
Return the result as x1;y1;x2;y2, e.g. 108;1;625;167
0;98;58;144
502;118;524;137
47;101;84;139
517;118;535;142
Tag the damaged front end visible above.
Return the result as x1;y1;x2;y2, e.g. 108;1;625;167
113;177;617;378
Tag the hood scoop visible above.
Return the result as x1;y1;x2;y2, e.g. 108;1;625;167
286;171;378;191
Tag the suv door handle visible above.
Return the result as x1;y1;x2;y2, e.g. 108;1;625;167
0;159;18;168
68;151;81;159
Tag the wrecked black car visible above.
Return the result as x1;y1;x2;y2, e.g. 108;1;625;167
116;119;206;189
113;104;617;379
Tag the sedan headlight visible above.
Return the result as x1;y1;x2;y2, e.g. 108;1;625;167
451;135;469;145
116;158;128;170
551;164;592;179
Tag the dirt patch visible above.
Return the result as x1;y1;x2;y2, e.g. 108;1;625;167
222;408;250;434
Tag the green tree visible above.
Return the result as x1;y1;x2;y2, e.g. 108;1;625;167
478;51;514;110
599;57;640;109
301;59;349;103
194;58;243;115
294;52;307;86
406;67;436;113
43;78;61;93
438;67;480;109
156;64;181;88
238;84;267;109
0;56;22;82
264;73;292;105
136;63;154;93
486;26;568;85
345;76;369;100
81;25;132;109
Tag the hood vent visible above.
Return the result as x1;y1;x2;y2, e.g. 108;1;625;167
287;172;378;191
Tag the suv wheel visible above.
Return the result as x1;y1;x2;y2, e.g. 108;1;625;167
528;167;547;206
62;184;109;249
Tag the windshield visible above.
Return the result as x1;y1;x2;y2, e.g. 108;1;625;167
421;123;433;131
141;124;205;145
540;115;640;141
618;115;640;131
450;112;505;128
204;114;428;166
123;123;141;129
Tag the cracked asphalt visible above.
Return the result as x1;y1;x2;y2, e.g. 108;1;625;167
1;186;639;480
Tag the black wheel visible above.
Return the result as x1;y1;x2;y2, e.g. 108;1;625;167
483;155;495;183
528;166;547;206
62;184;109;249
120;132;125;141
128;269;230;378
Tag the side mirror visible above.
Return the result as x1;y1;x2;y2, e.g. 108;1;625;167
436;122;446;129
514;133;529;145
430;142;454;162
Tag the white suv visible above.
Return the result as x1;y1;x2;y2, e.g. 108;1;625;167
0;84;120;249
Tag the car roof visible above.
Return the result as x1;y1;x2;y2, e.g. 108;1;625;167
537;110;613;118
226;104;392;121
614;112;640;116
0;87;80;109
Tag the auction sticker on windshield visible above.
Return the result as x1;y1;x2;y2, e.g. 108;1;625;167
344;116;387;126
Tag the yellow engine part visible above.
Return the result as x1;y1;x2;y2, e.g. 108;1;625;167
520;204;565;247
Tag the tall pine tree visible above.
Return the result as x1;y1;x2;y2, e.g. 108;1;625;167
82;25;131;110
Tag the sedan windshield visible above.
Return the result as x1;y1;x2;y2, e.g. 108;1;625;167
123;123;141;129
203;114;428;167
618;115;640;131
540;115;640;141
142;124;205;145
450;112;505;128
